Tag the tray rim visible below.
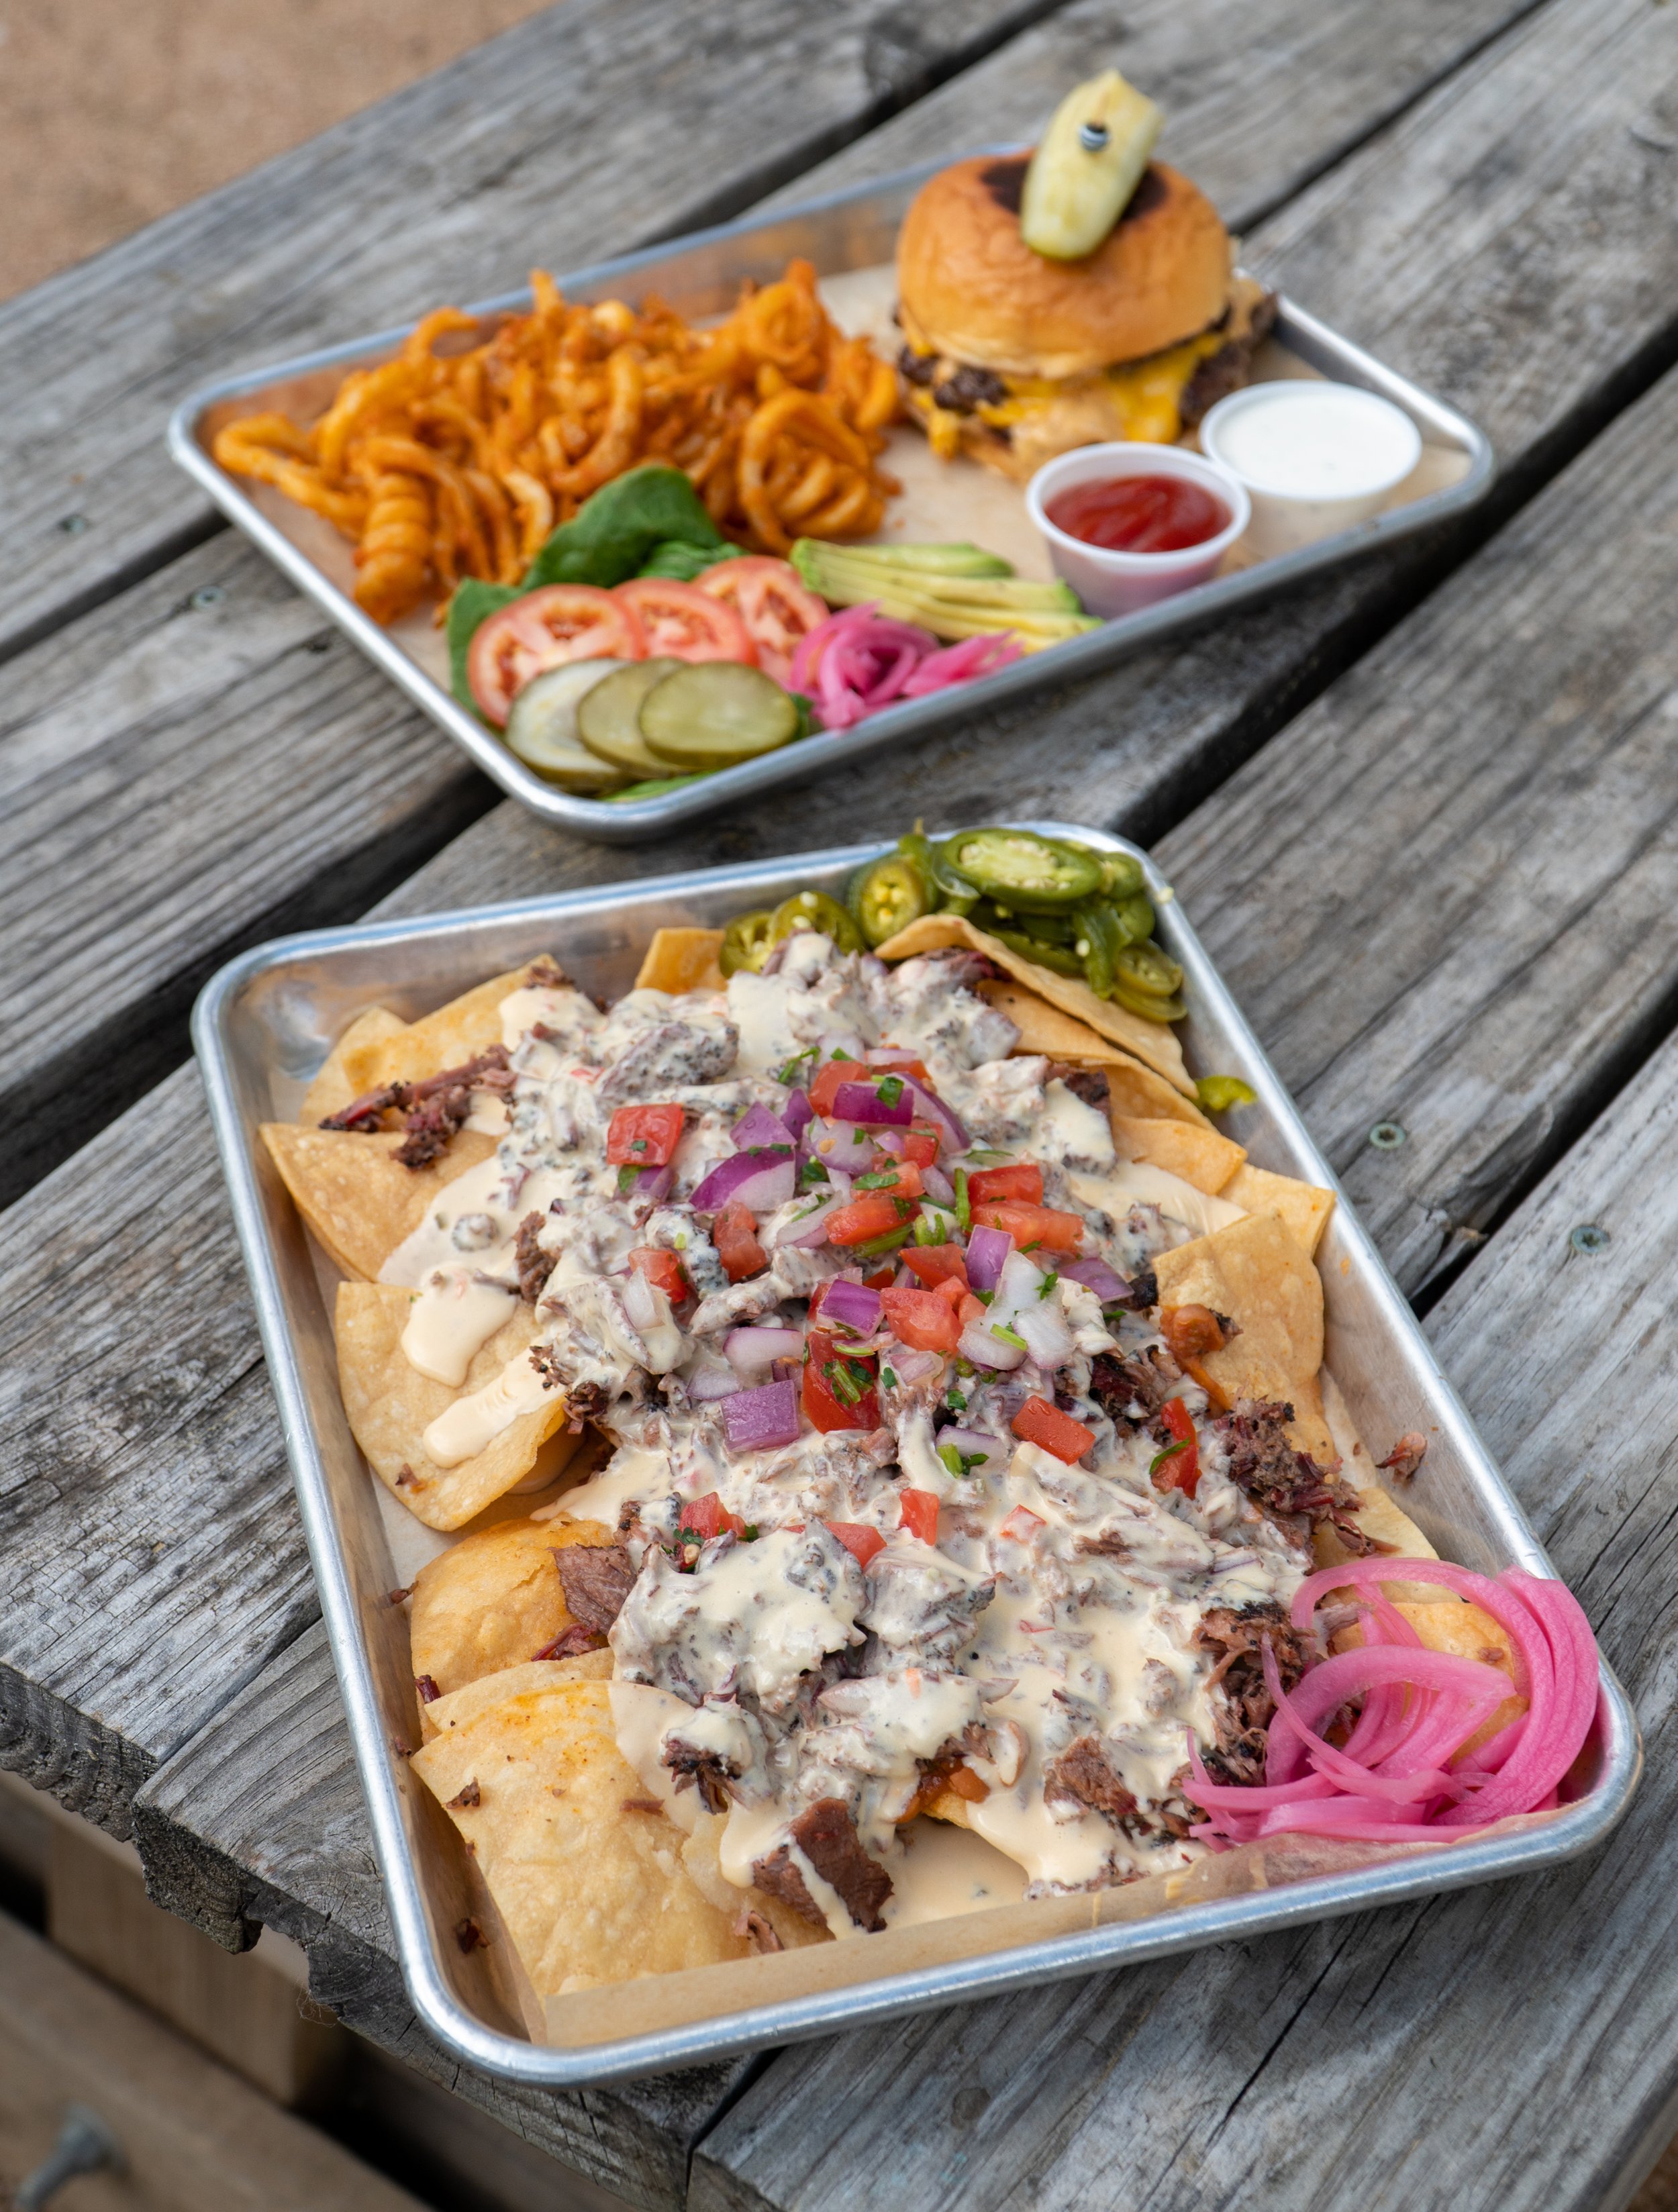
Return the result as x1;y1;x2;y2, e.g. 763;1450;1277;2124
191;823;1638;2087
166;154;1497;847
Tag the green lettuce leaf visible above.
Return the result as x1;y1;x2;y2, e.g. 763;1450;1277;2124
524;464;726;589
447;579;520;711
636;539;729;581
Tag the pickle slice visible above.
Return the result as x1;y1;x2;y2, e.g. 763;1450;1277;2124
1020;69;1162;261
577;658;683;773
503;660;628;788
639;662;798;771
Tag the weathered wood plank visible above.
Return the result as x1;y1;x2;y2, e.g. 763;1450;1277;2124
0;0;1542;1206
133;1621;739;2212
691;1013;1678;2212
0;0;1057;668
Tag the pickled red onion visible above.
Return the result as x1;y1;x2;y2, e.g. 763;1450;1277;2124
1185;1558;1601;1849
791;604;1022;730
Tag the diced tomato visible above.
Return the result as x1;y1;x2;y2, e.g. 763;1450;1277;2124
605;1103;685;1167
898;1489;940;1544
971;1199;1085;1254
868;1052;930;1078
679;1492;746;1542
714;1199;767;1283
864;1265;898;1291
826;1192;914;1246
968;1162;1044;1205
1011;1395;1096;1464
466;586;646;725
1000;1505;1044;1542
808;1057;928;1117
901;1244;969;1291
934;1276;968;1317
1152;1398;1201;1498
696;556;828;686
628;1248;688;1303
615;577;754;664
862;1160;923;1200
957;1293;987;1327
824;1520;887;1568
902;1121;941;1169
879;1285;960;1354
802;1328;880;1433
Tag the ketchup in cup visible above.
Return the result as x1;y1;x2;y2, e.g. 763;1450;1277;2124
1045;472;1230;554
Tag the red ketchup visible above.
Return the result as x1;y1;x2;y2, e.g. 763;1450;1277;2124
1046;473;1229;554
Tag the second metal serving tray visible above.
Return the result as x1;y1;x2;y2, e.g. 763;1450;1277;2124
192;825;1636;2087
170;158;1494;846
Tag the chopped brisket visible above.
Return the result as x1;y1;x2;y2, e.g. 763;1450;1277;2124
321;1046;515;1166
529;1344;567;1391
533;1623;607;1660
1089;1348;1171;1427
1216;1397;1387;1555
554;1542;635;1633
620;1798;664;1815
752;1799;892;1932
454;1917;486;1953
448;1778;481;1810
662;1738;738;1816
981;155;1029;213
1044;1736;1138;1826
523;956;571;989
514;1211;556;1303
562;1376;609;1429
414;1674;441;1704
1046;1061;1111;1109
736;1908;783;1955
1377;1431;1428;1485
1191;1600;1316;1787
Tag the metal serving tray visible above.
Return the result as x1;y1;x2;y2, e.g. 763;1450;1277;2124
170;158;1495;847
193;825;1637;2087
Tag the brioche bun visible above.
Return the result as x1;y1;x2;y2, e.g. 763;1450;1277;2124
897;154;1232;381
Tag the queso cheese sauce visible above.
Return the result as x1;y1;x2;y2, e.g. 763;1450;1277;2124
379;934;1318;1936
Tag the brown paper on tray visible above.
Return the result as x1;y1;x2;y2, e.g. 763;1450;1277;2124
874;914;1194;1097
532;1823;1530;2047
261;1123;499;1280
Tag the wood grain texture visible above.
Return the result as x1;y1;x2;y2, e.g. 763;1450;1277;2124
1155;316;1678;1295
0;0;1545;1201
0;0;1054;666
133;1619;746;2212
692;1027;1678;2212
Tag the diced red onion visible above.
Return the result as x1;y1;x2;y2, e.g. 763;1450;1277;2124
687;1362;743;1403
891;1350;937;1382
822;1278;883;1336
691;1148;795;1213
965;1225;1013;1293
900;633;1022;696
774;1194;846;1248
1058;1255;1131;1304
622;1270;659;1331
725;1325;804;1378
936;1425;1009;1476
832;1080;912;1127
922;1165;956;1207
871;1128;906;1158
958;1320;1026;1370
722;1379;801;1452
771;1358;801;1385
733;1101;794;1150
903;1078;968;1152
783;1087;813;1140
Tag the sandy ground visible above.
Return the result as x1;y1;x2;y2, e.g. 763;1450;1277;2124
0;0;560;303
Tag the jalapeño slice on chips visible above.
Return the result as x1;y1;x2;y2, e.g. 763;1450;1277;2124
720;910;777;976
847;853;931;946
769;889;864;954
941;828;1105;911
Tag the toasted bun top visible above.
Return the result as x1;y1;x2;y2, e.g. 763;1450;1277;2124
896;155;1232;381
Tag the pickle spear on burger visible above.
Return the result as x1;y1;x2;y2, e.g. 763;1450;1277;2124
896;70;1277;480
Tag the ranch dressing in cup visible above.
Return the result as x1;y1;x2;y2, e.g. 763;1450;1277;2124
1200;381;1422;558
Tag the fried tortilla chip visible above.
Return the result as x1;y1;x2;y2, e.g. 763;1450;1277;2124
424;1654;614;1738
340;964;541;1093
260;1124;498;1280
334;1283;571;1529
1153;1211;1333;1462
634;928;727;995
410;1680;821;1992
1112;1117;1245;1197
875;915;1193;1097
299;1005;407;1125
411;1516;621;1701
1220;1163;1336;1258
977;980;1210;1126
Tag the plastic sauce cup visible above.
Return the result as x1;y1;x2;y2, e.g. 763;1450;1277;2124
1025;444;1250;619
1200;381;1422;559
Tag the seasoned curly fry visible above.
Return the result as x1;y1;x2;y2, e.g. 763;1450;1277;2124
213;257;901;622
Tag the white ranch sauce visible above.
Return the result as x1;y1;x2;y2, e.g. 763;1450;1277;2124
1214;384;1420;501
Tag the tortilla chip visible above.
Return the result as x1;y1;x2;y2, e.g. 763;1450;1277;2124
1112;1117;1245;1197
409;1680;820;1992
334;1283;571;1529
424;1654;614;1738
1153;1211;1333;1462
340;965;540;1093
1220;1163;1336;1258
875;915;1193;1097
635;928;726;995
411;1516;620;1702
976;980;1210;1127
260;1123;498;1281
299;1006;408;1124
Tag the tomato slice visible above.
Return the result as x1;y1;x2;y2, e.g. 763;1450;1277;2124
679;1492;748;1542
698;556;828;686
968;1162;1044;1205
879;1285;960;1353
826;1192;915;1246
901;1244;969;1291
971;1199;1085;1254
824;1520;886;1568
468;586;646;725
616;578;754;664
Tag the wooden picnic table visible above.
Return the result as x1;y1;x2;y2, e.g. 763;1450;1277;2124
7;0;1678;2202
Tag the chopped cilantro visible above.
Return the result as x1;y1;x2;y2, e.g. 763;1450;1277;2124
939;1443;985;1478
1148;1438;1192;1476
616;1164;641;1196
1038;1272;1059;1299
856;1170;899;1190
877;1074;905;1108
881;1366;900;1391
799;1155;831;1189
742;1523;760;1542
954;1168;971;1235
777;1048;818;1085
946;1387;967;1412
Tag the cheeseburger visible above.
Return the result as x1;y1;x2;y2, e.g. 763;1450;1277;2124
896;70;1276;481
